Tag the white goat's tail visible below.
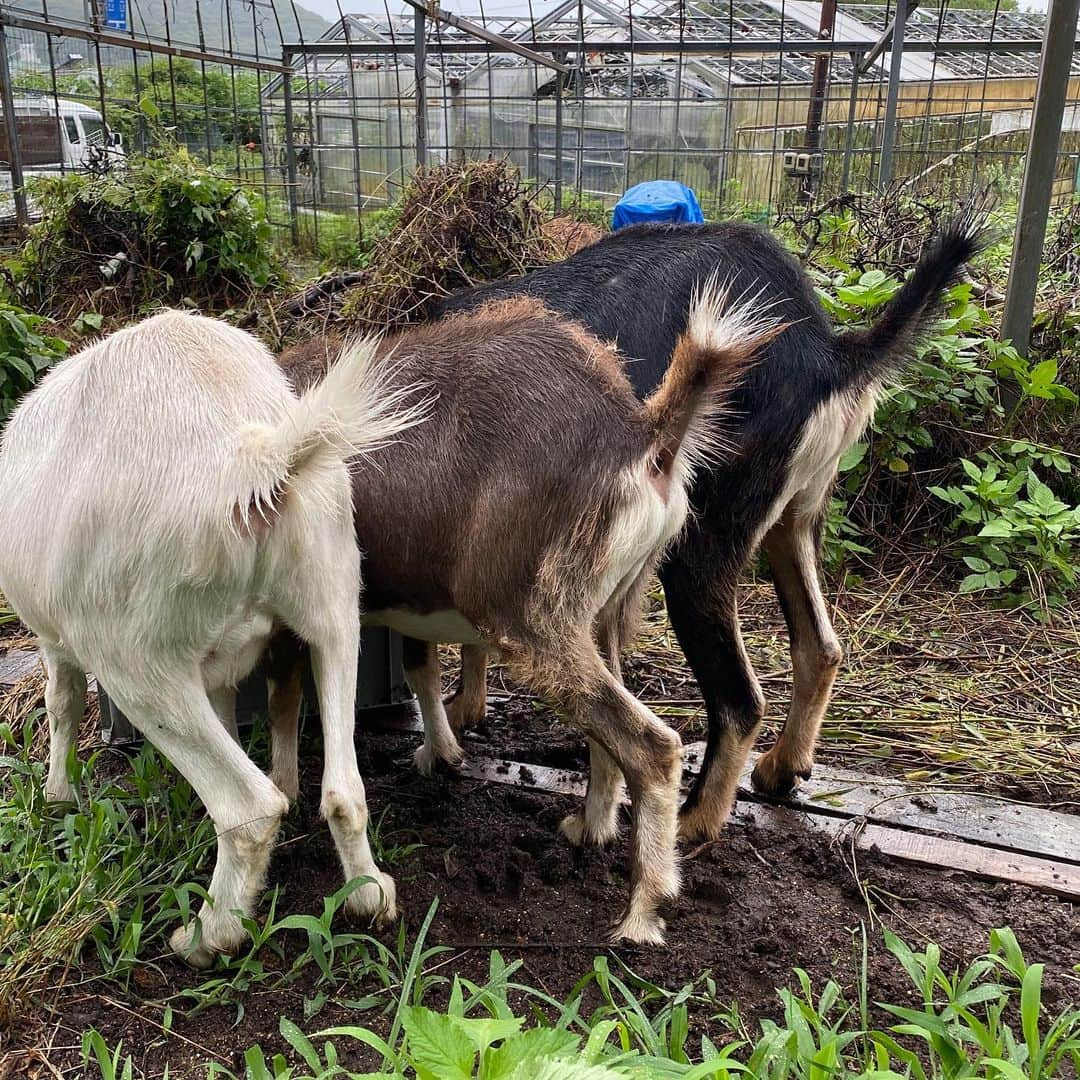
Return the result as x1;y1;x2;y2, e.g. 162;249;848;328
644;276;787;480
233;336;432;535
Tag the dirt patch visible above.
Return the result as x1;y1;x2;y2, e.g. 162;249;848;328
8;723;1078;1079
3;570;1079;1076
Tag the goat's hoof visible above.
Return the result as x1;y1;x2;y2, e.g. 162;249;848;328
559;809;619;848
345;870;398;927
751;752;812;797
413;740;463;777
676;801;728;843
44;779;78;806
169;923;223;970
444;694;485;735
609;911;666;946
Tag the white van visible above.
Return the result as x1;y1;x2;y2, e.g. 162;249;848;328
0;96;125;221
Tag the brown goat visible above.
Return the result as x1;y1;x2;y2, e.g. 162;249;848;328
267;292;784;943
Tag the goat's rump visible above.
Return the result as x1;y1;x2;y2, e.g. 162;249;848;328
279;299;652;636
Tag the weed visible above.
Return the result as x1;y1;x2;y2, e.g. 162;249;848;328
0;303;67;420
164;925;1080;1078
10;131;283;320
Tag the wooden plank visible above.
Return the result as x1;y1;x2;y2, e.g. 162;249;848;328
0;648;41;685
461;750;1080;900
733;802;1080;901
685;741;1080;868
461;756;587;798
746;763;1080;868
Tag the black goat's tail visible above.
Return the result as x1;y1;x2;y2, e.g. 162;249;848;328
834;205;992;382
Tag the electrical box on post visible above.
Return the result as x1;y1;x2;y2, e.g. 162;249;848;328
783;150;823;178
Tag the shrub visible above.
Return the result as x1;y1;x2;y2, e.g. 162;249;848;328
9;140;283;320
0;303;67;420
815;261;1078;614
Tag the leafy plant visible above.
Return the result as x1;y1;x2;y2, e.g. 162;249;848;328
812;258;1078;612
11;132;283;319
186;926;1080;1080
0;303;67;419
929;452;1080;609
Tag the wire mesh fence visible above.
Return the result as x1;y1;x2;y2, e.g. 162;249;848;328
1;0;1078;253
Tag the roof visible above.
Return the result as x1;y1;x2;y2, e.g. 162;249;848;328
275;0;1058;95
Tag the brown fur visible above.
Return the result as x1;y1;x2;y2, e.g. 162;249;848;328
271;296;770;941
279;299;649;648
645;322;787;477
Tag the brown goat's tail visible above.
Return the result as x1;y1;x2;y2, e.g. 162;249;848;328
644;276;787;480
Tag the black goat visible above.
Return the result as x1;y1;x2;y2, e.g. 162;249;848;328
423;214;986;843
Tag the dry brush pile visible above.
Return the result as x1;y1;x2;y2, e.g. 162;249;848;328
280;160;600;336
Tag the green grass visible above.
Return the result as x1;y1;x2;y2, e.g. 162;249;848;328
1;709;1078;1078
79;925;1080;1078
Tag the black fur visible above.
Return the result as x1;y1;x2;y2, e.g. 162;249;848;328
430;216;984;813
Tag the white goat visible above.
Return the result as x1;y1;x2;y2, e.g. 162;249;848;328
0;310;426;967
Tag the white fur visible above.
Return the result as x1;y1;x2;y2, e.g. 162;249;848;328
753;385;880;549
686;276;787;358
597;460;689;610
0;310;418;965
367;607;487;645
675;277;789;478
560;740;623;847
407;654;464;776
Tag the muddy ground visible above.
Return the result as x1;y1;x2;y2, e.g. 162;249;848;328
9;710;1079;1079
4;575;1080;1077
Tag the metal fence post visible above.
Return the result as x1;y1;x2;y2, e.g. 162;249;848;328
414;5;427;169
0;23;29;231
878;0;909;188
1001;0;1080;359
554;76;564;211
841;52;862;193
803;0;837;201
282;54;300;247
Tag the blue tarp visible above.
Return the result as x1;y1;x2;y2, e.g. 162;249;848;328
611;181;704;230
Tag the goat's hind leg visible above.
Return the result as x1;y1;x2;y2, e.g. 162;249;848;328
107;672;289;968
208;685;240;744
560;740;622;847
559;594;636;848
752;505;841;796
405;637;464;776
277;539;397;926
526;640;682;945
265;631;306;802
445;643;489;734
660;542;763;843
41;643;87;804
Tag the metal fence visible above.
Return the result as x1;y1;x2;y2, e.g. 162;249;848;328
0;0;1078;337
267;1;1080;233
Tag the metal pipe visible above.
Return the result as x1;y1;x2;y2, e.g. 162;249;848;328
841;51;862;193
282;65;300;246
804;0;838;152
802;0;838;201
0;11;287;71
554;74;564;211
414;4;426;169
398;0;570;72
0;23;28;230
346;34;365;234
878;0;909;187
1002;0;1080;360
277;36;1064;57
